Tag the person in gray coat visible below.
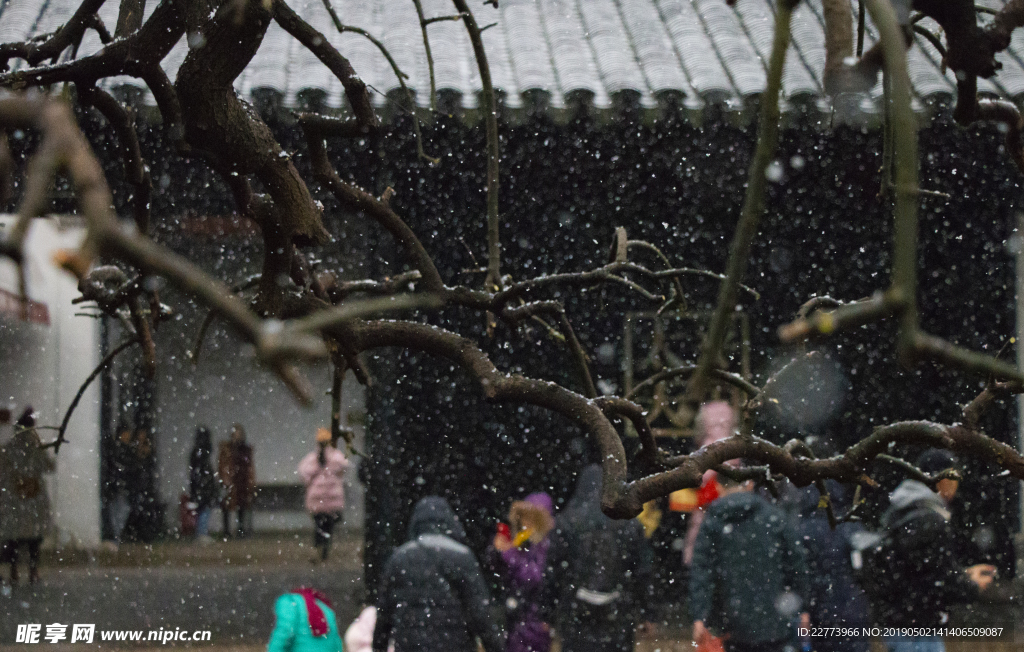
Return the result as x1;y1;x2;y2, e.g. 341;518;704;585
373;496;503;652
0;407;55;586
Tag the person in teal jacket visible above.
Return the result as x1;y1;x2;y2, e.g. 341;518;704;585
268;588;344;652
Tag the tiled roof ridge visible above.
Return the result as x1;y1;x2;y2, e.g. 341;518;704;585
4;0;1024;124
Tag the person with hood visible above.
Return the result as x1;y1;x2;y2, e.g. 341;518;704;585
0;407;55;586
298;427;351;562
267;587;344;652
489;492;556;652
188;426;219;541
874;449;995;652
689;472;810;652
373;496;503;652
793;481;870;652
545;464;652;652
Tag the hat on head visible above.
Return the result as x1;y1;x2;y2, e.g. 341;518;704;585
316;427;332;444
15;406;35;428
523;492;553;514
916;449;958;475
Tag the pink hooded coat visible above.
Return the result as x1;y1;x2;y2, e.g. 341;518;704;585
298;447;350;514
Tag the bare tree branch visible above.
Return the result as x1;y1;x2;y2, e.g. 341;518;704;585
685;0;795;409
43;336;140;453
451;0;501;291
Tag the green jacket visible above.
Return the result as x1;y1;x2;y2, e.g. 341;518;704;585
688;491;809;644
268;594;343;652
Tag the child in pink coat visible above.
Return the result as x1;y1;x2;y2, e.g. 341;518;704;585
298;428;351;561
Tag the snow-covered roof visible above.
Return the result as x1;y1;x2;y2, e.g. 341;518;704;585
3;0;1022;120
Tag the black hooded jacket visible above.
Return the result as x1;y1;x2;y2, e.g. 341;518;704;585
545;465;652;628
873;479;979;627
373;496;503;652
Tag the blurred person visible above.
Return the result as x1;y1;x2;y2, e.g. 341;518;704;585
546;464;653;652
346;606;391;652
218;423;255;538
373;496;503;652
794;481;870;652
874;449;995;652
682;401;736;567
121;428;161;543
100;422;132;546
267;587;343;652
298;427;350;562
188;426;219;542
488;492;556;652
0;407;55;586
689;472;810;652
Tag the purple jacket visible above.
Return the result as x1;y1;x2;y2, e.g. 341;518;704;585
489;541;551;652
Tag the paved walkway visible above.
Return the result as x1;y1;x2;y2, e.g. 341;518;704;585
1;532;365;649
2;532;1022;651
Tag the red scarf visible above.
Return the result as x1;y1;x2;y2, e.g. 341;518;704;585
292;588;332;637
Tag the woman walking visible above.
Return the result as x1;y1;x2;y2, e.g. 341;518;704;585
298;428;350;562
218;423;256;538
188;427;219;542
0;407;55;586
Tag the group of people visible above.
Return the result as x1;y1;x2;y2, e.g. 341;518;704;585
365;464;651;652
267;463;651;652
359;406;998;652
684;404;997;652
188;422;350;557
186;423;257;540
0;407;55;587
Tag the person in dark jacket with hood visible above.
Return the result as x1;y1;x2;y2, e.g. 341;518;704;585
188;426;219;541
874;450;995;652
794;481;870;652
545;464;652;652
689;473;810;652
373;496;503;652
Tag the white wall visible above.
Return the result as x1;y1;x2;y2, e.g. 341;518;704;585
0;216;101;547
153;317;366;533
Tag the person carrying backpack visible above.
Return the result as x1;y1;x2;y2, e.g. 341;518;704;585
373;496;503;652
869;449;995;652
545;464;653;652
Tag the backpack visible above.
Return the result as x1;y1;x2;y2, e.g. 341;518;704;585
849;506;936;599
572;521;628;604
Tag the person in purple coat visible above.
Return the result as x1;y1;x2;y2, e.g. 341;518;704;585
489;492;555;652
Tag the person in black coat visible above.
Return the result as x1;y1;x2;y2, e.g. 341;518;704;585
873;450;995;650
545;465;653;652
793;482;870;652
188;427;219;540
373;496;503;652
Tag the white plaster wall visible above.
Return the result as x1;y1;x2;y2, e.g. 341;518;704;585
153;328;366;533
0;216;101;547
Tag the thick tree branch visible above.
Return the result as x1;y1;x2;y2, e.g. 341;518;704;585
0;0;107;71
77;85;152;234
271;0;377;131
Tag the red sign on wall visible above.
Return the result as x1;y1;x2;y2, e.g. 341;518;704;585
0;287;50;325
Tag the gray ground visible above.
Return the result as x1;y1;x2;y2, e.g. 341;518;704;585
0;533;364;647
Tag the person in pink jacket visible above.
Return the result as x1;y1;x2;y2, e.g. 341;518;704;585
298;428;351;562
